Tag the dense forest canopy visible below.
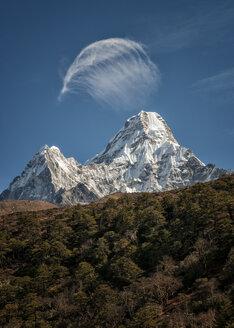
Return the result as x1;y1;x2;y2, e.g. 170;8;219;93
0;175;233;327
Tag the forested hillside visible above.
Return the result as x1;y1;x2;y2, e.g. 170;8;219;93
0;175;233;327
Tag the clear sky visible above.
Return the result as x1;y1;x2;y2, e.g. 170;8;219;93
0;0;233;192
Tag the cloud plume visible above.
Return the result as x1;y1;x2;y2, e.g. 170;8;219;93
59;38;160;109
192;68;234;92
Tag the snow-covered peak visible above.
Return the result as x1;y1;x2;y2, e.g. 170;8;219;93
1;110;231;205
6;145;81;199
39;144;49;154
38;145;61;155
86;110;178;165
129;111;177;143
50;145;60;151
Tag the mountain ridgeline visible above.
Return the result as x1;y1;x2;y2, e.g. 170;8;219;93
0;111;231;205
0;175;233;327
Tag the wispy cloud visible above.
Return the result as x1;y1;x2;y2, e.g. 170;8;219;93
191;68;234;94
59;38;160;109
145;4;234;53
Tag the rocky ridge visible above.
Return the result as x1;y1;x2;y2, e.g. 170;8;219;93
0;111;231;205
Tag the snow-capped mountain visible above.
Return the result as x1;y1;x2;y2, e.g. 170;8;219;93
0;111;231;205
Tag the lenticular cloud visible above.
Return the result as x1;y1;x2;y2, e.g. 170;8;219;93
59;38;160;109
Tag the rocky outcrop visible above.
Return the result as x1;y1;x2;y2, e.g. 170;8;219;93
0;111;231;204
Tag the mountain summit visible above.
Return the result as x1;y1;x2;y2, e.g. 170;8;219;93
86;111;178;165
0;111;231;205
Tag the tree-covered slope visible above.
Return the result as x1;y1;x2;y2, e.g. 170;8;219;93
0;175;233;327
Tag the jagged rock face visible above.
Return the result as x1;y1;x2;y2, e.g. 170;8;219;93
0;111;231;205
86;111;178;165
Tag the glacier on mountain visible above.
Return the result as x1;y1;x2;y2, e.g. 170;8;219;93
0;111;231;205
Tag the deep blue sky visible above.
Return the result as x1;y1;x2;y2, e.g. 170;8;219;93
0;0;233;192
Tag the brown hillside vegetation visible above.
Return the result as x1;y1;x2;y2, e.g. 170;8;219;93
0;200;58;216
0;175;233;327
